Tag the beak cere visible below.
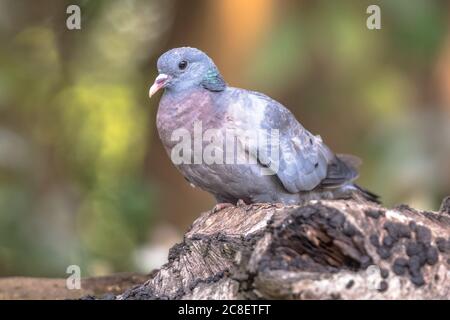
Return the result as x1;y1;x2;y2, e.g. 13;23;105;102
149;74;170;98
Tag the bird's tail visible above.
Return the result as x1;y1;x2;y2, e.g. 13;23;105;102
335;154;380;203
352;183;381;204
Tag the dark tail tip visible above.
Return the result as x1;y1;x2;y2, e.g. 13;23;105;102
353;184;381;204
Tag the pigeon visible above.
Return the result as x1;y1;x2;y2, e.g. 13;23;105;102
149;47;378;206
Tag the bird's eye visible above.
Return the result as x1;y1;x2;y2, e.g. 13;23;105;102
178;60;188;70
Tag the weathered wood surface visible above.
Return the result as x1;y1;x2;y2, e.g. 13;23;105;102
118;198;450;300
0;273;149;300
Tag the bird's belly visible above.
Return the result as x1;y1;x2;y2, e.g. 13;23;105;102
176;162;290;203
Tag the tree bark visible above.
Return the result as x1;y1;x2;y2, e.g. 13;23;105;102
118;198;450;300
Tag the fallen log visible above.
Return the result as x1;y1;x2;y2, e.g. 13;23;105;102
118;198;450;300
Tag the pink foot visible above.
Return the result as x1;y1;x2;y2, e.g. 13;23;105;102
212;202;234;213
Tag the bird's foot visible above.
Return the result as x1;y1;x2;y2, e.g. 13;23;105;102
211;199;249;213
211;202;234;213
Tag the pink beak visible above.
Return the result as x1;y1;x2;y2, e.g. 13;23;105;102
149;74;170;98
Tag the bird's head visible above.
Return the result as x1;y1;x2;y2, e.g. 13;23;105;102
149;47;226;98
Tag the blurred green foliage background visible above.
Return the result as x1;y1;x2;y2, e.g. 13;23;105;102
0;0;449;277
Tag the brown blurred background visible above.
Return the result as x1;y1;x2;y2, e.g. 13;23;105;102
0;0;449;278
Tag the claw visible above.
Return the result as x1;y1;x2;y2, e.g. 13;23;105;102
212;202;234;213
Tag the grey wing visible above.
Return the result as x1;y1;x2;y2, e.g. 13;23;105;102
247;91;358;193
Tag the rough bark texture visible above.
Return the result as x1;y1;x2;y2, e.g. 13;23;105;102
117;198;450;300
1;198;449;300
